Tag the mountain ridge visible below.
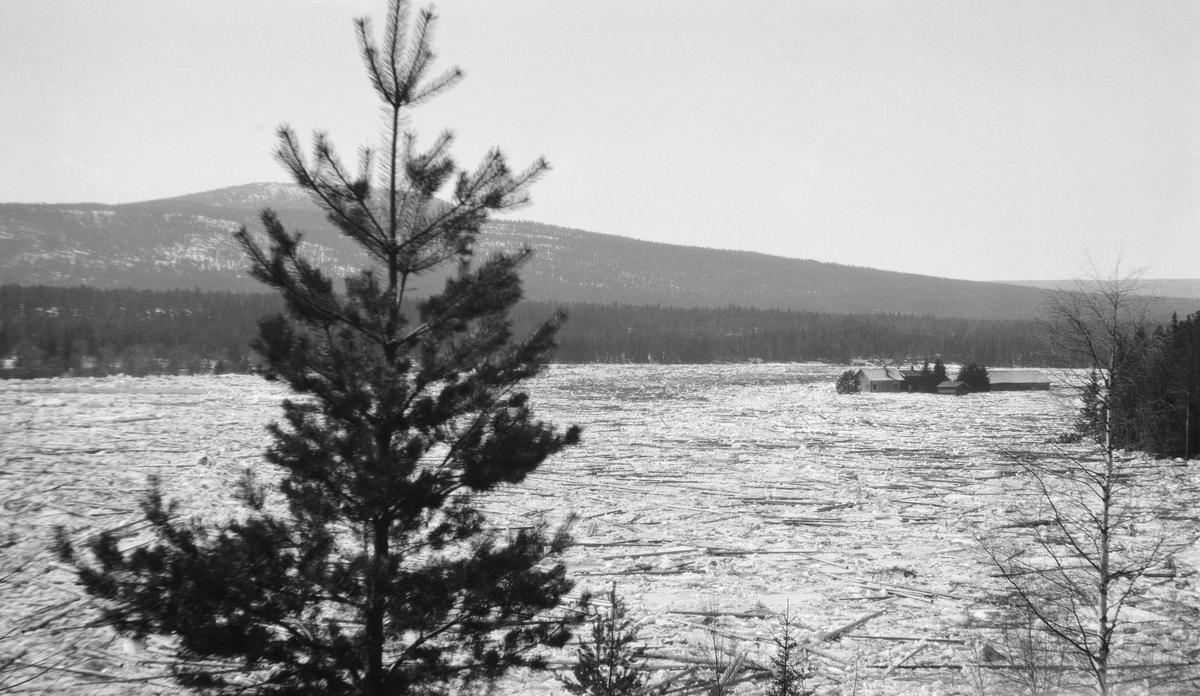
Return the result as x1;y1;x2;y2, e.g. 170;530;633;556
997;278;1200;300
3;183;1198;321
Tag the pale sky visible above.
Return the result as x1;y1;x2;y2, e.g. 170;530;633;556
1;0;1197;281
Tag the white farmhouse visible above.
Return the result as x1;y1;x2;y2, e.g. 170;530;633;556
855;367;906;393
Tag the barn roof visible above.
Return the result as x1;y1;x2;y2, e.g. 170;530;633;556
938;381;965;388
857;367;905;382
990;370;1051;384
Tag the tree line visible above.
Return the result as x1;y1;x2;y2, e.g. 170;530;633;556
0;285;275;376
2;285;1048;376
1113;311;1200;457
521;302;1043;365
1059;306;1200;460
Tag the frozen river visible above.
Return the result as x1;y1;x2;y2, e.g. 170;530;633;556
1;365;1194;694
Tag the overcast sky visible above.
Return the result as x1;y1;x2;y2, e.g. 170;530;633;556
2;0;1197;281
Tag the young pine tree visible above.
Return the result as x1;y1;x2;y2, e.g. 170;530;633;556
766;609;814;696
562;584;659;696
56;2;585;694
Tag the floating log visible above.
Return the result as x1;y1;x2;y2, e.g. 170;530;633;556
817;607;890;642
882;640;929;677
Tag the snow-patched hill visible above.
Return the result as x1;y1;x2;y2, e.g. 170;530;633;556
4;184;1199;320
144;182;320;210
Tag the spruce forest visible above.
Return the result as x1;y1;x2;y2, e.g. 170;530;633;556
1;285;1049;374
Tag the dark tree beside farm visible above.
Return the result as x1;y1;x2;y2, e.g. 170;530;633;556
932;358;949;386
915;360;938;393
835;369;860;394
56;2;585;694
955;362;990;392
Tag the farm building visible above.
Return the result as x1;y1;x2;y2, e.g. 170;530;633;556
898;369;922;388
938;380;970;396
989;370;1051;391
856;367;907;392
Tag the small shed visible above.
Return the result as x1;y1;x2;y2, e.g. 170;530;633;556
990;370;1051;391
856;367;906;393
937;380;970;396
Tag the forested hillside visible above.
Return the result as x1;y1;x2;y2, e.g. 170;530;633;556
2;285;1044;376
1001;278;1200;300
11;184;1197;321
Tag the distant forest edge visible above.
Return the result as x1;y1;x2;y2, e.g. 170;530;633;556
1;285;1051;377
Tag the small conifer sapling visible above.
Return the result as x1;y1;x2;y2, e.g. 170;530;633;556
562;583;660;696
766;607;814;696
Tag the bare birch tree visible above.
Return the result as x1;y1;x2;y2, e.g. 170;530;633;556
975;267;1200;695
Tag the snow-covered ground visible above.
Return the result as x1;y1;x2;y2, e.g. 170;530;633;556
1;365;1197;695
